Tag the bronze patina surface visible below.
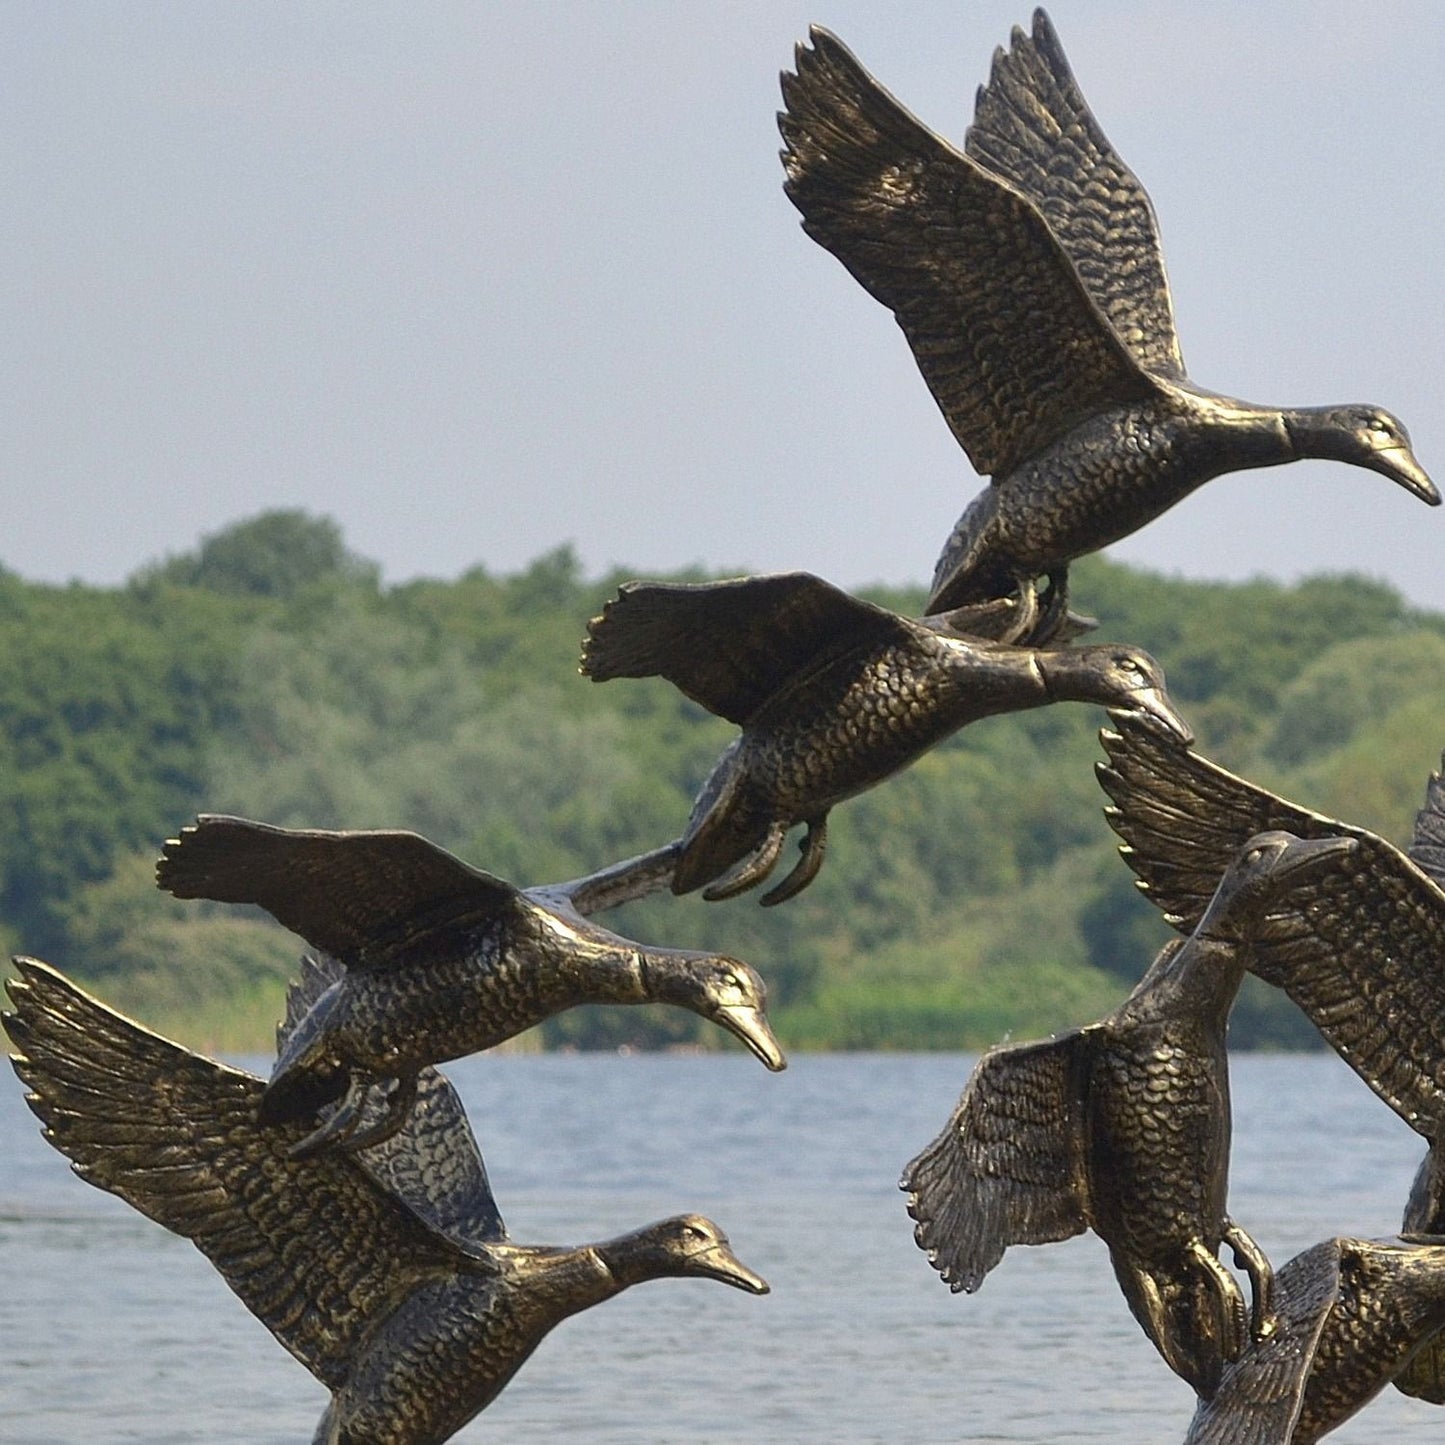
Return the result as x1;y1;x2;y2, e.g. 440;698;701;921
582;570;1187;904
4;957;769;1445
157;816;784;1154
1098;713;1445;1156
1184;1237;1445;1444
779;12;1436;628
903;831;1354;1395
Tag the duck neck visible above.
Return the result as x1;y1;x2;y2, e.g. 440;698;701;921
1180;390;1295;470
1133;933;1246;1034
520;907;649;1008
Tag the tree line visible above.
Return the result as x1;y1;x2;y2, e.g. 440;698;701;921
3;509;1442;1054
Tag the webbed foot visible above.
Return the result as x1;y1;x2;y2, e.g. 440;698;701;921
761;816;829;906
702;821;788;902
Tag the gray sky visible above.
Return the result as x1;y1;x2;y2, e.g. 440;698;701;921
8;2;1445;607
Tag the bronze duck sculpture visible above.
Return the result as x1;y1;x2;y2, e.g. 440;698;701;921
3;957;768;1445
1098;713;1445;1181
581;570;1189;905
1183;1236;1445;1444
902;830;1355;1395
779;12;1437;630
156;817;784;1154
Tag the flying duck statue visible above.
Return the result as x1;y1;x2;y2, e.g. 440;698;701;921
581;570;1189;904
3;956;770;1445
902;830;1355;1395
156;818;784;1155
779;11;1437;635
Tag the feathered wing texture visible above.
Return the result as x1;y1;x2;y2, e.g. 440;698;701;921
1098;711;1445;1137
1096;709;1379;929
581;573;911;725
1410;756;1445;887
779;26;1157;479
2;958;483;1390
1183;1239;1340;1445
280;955;507;1247
156;815;518;964
901;1031;1091;1292
965;10;1184;379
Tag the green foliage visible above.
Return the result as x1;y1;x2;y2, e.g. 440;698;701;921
2;512;1440;1055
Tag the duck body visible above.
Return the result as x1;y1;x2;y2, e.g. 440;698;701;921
903;832;1354;1395
583;572;1187;904
4;957;769;1445
1185;1237;1445;1445
780;13;1437;621
932;388;1296;610
157;817;783;1153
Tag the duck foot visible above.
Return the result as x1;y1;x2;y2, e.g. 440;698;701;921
1224;1220;1276;1340
702;821;788;902
287;1072;418;1159
761;817;829;906
1189;1237;1250;1362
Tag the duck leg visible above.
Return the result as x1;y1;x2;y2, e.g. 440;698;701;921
1223;1219;1276;1339
1187;1238;1249;1362
702;820;789;902
761;816;829;906
286;1075;376;1159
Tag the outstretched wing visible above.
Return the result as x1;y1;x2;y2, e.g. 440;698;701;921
581;573;910;725
3;958;483;1390
1410;755;1445;887
157;815;518;963
281;955;507;1247
1096;709;1380;930
901;1031;1090;1292
1183;1238;1339;1445
780;26;1157;480
966;10;1184;379
1098;711;1445;1137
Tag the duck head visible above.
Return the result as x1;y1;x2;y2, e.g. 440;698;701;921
643;953;786;1072
1041;645;1192;744
1285;405;1438;505
1196;830;1357;944
600;1214;770;1294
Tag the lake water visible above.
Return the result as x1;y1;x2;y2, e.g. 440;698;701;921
2;1047;1440;1443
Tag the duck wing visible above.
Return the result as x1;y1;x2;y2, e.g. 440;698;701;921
900;1030;1091;1292
157;815;519;964
1098;711;1445;1136
1096;709;1380;930
966;11;1184;380
582;573;910;725
780;26;1158;480
1183;1238;1339;1445
281;955;507;1247
535;840;683;917
1410;754;1445;886
3;958;490;1392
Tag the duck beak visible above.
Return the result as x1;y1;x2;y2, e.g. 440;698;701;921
716;1004;787;1072
1275;832;1358;882
1125;688;1193;747
1367;445;1440;506
691;1241;771;1295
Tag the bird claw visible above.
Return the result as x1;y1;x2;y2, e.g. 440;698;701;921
761;818;829;906
286;1072;417;1159
702;821;788;901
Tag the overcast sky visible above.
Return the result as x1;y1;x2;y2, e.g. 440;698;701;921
8;2;1445;609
